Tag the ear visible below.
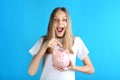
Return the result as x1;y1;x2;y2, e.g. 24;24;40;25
53;50;56;56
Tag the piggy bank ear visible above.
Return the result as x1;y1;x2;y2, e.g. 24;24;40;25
65;49;69;54
53;50;57;56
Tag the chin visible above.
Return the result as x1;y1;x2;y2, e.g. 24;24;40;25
56;33;64;38
56;35;63;38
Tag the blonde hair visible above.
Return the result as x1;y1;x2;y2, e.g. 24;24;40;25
44;7;74;54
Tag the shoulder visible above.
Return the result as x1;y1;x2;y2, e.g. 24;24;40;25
74;36;83;42
73;36;86;47
38;36;46;42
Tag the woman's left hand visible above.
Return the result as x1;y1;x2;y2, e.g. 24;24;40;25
53;66;70;72
54;60;75;71
69;60;75;70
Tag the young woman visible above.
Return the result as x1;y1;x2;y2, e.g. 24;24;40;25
28;7;94;80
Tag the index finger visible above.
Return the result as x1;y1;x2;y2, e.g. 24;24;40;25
54;39;62;47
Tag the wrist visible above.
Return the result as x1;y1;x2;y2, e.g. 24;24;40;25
70;65;75;70
71;65;80;71
42;42;48;50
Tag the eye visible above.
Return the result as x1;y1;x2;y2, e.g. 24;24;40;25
63;19;67;22
54;18;58;22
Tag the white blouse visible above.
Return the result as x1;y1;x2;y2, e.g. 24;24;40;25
29;36;89;80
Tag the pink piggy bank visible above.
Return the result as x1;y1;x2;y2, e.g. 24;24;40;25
52;46;70;70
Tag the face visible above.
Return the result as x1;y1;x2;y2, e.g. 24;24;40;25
53;10;67;38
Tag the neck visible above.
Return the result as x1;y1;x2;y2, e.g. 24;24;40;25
56;37;63;42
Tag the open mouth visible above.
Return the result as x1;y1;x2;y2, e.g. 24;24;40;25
57;27;64;33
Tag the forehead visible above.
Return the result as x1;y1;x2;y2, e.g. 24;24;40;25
54;10;66;18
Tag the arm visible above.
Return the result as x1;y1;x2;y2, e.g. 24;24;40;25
28;42;47;76
70;55;95;74
28;38;62;76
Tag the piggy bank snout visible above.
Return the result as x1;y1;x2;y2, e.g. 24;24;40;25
52;49;70;69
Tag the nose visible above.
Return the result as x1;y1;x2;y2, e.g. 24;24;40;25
58;19;62;24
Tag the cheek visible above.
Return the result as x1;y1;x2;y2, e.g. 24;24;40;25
64;22;67;27
64;28;66;33
64;23;67;30
53;23;57;29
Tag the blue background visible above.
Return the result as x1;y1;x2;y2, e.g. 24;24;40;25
0;0;120;80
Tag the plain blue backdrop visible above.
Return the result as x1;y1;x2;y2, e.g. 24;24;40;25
0;0;120;80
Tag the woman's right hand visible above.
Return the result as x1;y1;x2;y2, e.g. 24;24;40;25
44;38;62;49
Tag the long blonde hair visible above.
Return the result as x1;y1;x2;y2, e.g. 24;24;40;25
44;7;74;54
